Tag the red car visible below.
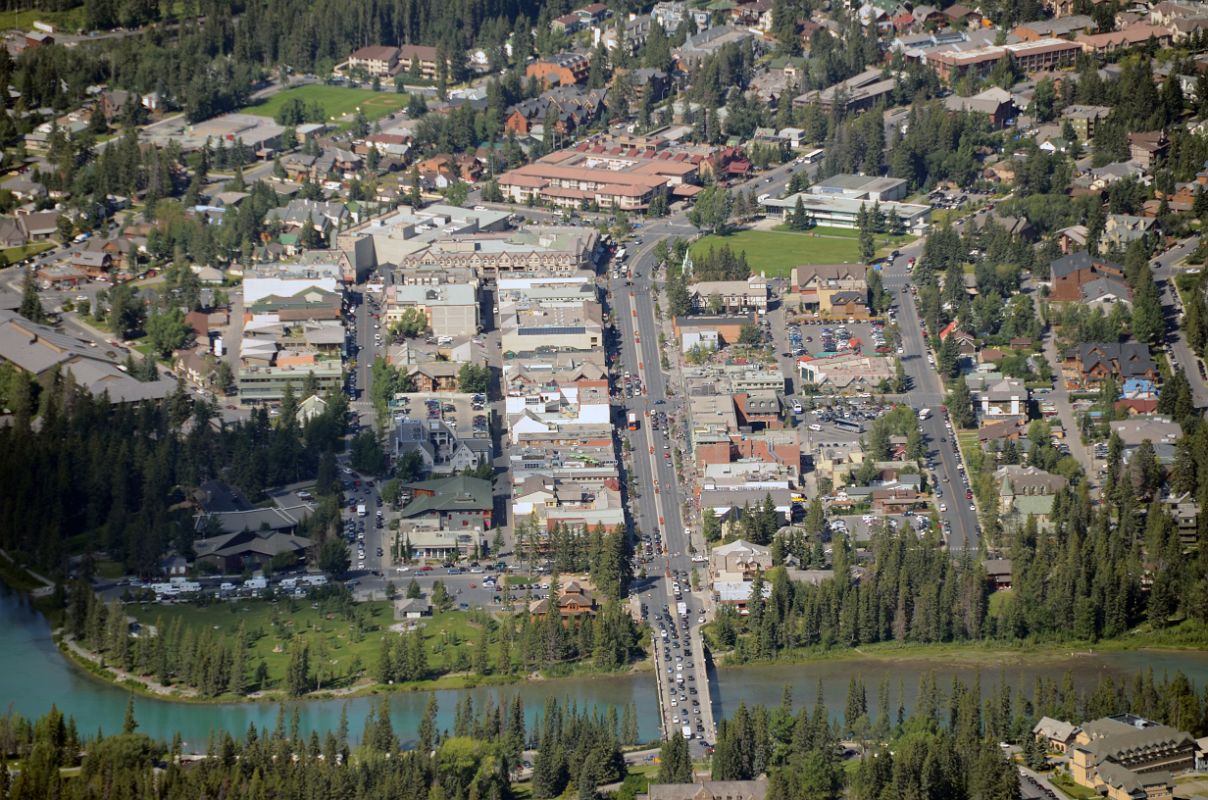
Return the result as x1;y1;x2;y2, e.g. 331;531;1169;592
966;490;973;500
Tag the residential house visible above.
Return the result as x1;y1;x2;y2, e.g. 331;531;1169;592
1048;251;1124;302
1128;130;1169;169
1102;214;1158;249
976;377;1027;417
982;558;1014;591
943;87;1018;128
709;539;773;583
1064;342;1158;390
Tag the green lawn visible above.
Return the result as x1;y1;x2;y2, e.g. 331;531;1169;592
0;8;86;33
1;241;54;265
128;598;491;693
691;229;861;276
242;84;409;125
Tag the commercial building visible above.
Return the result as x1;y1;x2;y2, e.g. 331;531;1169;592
809;173;909;202
925;38;1081;81
762;192;931;233
1068;715;1194;800
526;52;592;87
385;283;480;338
798;352;895;389
688;274;770;313
793;68;897;113
497;138;713;210
237;361;344;404
501;300;604;354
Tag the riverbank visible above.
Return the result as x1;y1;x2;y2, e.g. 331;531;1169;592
709;623;1208;672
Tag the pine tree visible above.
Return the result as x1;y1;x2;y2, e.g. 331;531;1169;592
658;731;693;782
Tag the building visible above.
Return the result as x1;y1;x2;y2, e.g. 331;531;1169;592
926;38;1081;81
1049;252;1124;302
943;87;1018;128
192;529;313;573
762;193;931;233
976;377;1027;417
526;53;592;87
709;539;772;583
386;284;480;338
798;352;895;388
529;579;597;618
0;309;178;405
1103;214;1159;249
1070;716;1194;800
790;264;868;314
1076;23;1172;56
399;44;443;79
689;274;770;313
347;45;400;76
809;173;909;202
794;68;897;113
501;300;603;355
393;597;432;619
1063;342;1158;390
497;143;703;210
1034;717;1081;753
1013;14;1094;39
399;475;493;529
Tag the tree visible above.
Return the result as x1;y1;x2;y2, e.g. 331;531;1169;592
286;641;311;697
687;185;733;234
350;430;387;475
947;376;974;429
1131;265;1164;346
145;308;192;358
738;322;763;346
318;538;350;576
391;307;428;338
658;731;692;783
18;268;44;323
457;363;490;394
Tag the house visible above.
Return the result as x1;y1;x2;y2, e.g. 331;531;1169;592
709;538;772;582
641;778;769;800
347;45;400;77
1034;717;1081;753
1048;251;1124;302
943;87;1017;128
977;377;1027;417
982;558;1013;590
996;465;1068;514
945;3;980;27
296;394;329;425
526;53;592;87
399;475;493;529
1082;276;1133;309
70;251;112;278
1056;224;1090;254
1064;342;1158;390
393;597;432;619
1128;130;1169;169
1103;214;1158;249
529;579;597;618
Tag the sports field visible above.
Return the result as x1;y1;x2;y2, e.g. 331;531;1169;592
690;228;861;276
243;84;408;124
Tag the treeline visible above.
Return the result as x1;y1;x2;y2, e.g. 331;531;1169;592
513;522;632;602
0;375;349;574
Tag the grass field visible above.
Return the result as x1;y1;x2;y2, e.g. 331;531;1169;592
128;598;491;693
691;229;860;276
1;241;54;265
242;85;408;125
0;8;86;33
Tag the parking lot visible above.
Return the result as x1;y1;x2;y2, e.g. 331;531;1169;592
784;321;897;362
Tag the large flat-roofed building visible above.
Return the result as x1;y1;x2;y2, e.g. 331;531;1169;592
498;140;707;210
338;204;597;278
926;37;1081;81
399;44;442;78
810;173;909;202
793;68;897;113
385;283;480;338
237;360;344;404
501;301;604;354
762;192;931;233
243;276;343;321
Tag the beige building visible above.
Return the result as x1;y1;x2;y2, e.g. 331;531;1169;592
501;301;603;354
1069;716;1193;800
386;283;480;338
709;539;772;583
348;45;399;76
689;274;770;313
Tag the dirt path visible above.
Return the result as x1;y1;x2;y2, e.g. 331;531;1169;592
60;635;199;698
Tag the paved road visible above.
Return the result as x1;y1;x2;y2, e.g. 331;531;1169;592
1151;237;1208;407
879;248;981;551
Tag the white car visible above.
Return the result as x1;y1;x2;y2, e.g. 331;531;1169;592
939;504;948;512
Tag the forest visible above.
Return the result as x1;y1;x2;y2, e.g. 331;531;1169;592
3;666;1207;800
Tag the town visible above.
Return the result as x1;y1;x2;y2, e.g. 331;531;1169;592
3;0;1208;798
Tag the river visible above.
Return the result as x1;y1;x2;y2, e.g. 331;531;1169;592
5;587;1208;747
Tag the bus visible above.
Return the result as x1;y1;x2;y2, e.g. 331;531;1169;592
627;412;639;431
834;419;862;433
802;147;825;164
